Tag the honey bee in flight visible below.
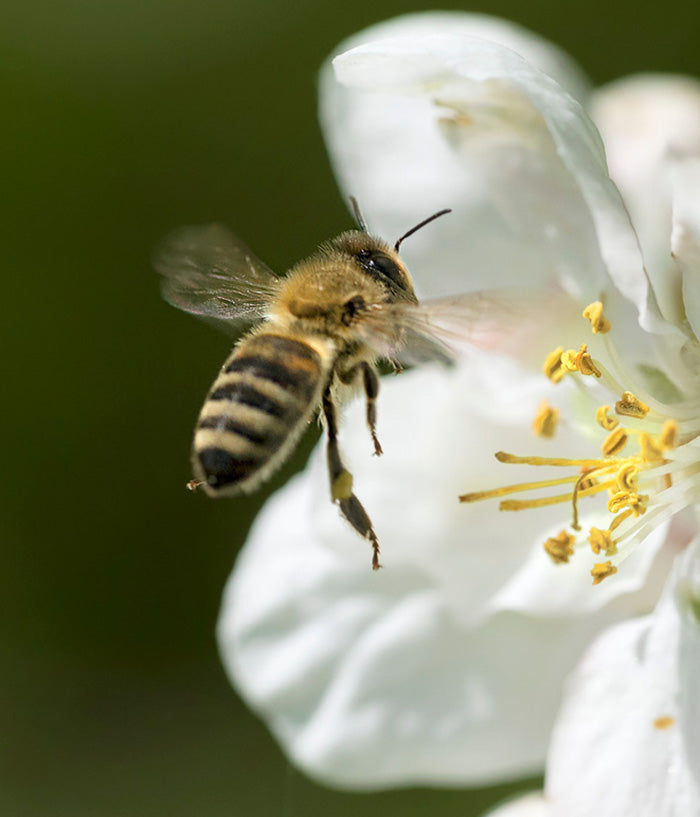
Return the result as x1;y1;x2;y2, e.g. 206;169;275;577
156;201;518;569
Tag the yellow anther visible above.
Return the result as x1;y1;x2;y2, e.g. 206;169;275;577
639;432;665;463
596;405;619;431
659;420;678;449
608;490;647;516
615;463;639;492
532;401;559;438
543;347;566;383
561;345;601;376
331;470;353;501
602;427;628;457
436;110;473;127
653;716;675;730
582;301;611;333
615;391;650;418
591;561;618;585
560;348;580;372
543;530;576;564
588;527;617;556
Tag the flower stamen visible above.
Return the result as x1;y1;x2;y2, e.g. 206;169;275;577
582;301;611;334
638;432;665;463
543;346;566;383
460;401;680;582
660;420;678;449
607;490;648;516
532;400;559;438
591;561;617;584
588;527;617;556
560;344;602;377
544;530;575;564
458;473;582;504
602;427;628;456
615;391;650;418
460;318;689;583
596;405;619;431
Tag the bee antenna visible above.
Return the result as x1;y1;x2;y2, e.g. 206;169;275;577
394;208;452;253
349;196;369;232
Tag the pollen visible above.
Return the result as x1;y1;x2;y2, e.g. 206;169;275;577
615;463;639;491
596;405;619;431
561;344;601;377
544;530;575;564
331;470;354;501
653;715;675;730
560;348;578;372
588;527;617;556
639;432;665;463
582;301;611;333
459;405;680;583
533;401;559;438
615;391;650;418
462;319;684;584
607;490;648;516
659;420;678;449
591;561;618;585
602;427;628;456
543;347;566;383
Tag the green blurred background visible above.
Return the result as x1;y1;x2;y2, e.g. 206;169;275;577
3;1;698;814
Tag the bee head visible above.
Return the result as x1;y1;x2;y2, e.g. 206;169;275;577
333;200;452;303
327;231;418;303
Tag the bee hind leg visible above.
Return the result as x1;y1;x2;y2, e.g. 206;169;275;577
322;385;381;570
339;495;381;571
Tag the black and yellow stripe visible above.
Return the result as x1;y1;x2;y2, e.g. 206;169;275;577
193;333;324;495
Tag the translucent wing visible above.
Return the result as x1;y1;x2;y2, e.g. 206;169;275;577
355;288;570;367
155;223;281;328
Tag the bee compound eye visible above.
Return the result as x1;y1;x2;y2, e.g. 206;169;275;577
355;250;406;291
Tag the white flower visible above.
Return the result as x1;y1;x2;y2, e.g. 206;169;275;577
481;539;700;817
543;538;700;817
217;12;700;790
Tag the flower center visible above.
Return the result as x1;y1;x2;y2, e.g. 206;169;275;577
460;302;691;585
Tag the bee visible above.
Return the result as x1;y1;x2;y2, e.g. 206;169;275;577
156;201;515;570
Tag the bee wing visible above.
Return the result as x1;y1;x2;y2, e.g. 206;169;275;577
155;223;281;329
356;301;456;366
356;289;564;366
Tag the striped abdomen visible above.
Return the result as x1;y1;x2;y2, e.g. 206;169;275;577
193;333;326;496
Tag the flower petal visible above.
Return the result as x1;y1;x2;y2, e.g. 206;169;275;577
592;75;700;328
545;539;700;817
487;516;675;617
320;16;650;325
218;356;669;788
325;13;591;102
670;151;700;344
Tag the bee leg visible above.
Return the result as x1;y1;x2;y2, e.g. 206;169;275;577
339;362;383;456
361;363;383;457
322;386;382;570
338;495;381;571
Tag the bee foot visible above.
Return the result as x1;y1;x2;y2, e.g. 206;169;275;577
370;533;382;571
